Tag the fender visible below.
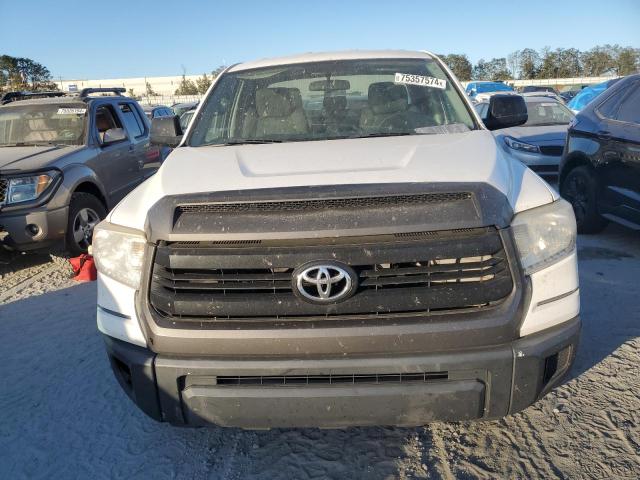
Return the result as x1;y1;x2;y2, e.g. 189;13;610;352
50;163;110;210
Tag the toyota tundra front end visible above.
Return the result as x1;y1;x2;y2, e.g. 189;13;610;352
94;51;580;428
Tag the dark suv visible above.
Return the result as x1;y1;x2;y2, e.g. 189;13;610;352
0;88;164;255
560;74;640;233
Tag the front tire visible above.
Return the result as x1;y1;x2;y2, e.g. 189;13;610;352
560;166;608;234
65;193;107;256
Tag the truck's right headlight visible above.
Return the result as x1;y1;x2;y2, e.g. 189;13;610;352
93;222;146;289
511;199;576;275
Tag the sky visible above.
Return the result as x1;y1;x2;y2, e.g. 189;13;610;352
1;0;639;80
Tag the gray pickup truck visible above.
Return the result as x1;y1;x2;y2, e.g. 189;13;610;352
0;88;164;256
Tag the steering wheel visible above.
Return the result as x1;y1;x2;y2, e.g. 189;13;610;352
377;113;407;132
58;129;76;140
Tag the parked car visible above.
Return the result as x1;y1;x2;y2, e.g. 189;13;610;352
521;86;559;95
473;90;520;103
142;105;174;120
141;105;174;160
179;108;196;132
559;87;586;103
560;74;640;233
171;101;199;117
477;95;575;177
465;81;514;100
0;88;165;255
522;91;565;103
567;79;620;113
1;90;66;105
94;50;579;429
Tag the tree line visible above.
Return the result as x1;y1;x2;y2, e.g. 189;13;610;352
3;46;639;96
0;55;59;91
173;66;226;95
439;44;639;82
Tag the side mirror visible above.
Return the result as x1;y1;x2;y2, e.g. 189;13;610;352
483;94;528;130
151;115;183;147
102;128;127;145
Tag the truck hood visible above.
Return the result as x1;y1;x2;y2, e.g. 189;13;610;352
0;145;83;173
108;130;555;230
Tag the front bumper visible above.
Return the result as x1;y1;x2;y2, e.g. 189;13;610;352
0;205;68;251
103;316;580;429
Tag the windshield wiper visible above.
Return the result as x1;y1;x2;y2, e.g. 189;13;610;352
347;132;414;139
217;139;284;146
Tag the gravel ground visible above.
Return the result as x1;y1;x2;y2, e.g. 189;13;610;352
0;224;638;479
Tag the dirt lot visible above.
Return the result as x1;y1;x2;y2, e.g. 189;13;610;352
0;225;638;480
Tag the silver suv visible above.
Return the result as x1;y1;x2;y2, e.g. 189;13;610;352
0;88;164;255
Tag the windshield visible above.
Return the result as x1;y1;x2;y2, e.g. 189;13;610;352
0;103;87;146
188;58;476;146
524;100;574;126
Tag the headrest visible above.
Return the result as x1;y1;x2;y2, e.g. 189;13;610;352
323;95;347;113
96;113;111;131
27;118;49;130
368;82;408;114
256;88;302;118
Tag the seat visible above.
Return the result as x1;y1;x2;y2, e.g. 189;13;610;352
360;82;431;133
322;94;358;136
23;118;57;142
253;88;308;138
95;111;113;142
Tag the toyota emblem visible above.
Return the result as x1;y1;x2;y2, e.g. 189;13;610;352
293;262;357;304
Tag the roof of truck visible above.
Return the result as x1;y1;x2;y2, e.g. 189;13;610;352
229;50;436;72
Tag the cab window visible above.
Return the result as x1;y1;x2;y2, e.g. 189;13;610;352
118;103;145;137
94;105;123;144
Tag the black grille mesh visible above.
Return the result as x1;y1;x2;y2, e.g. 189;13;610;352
0;178;7;204
539;146;563;156
176;192;471;215
216;372;448;386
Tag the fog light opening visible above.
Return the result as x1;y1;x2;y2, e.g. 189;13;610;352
543;345;573;386
112;356;133;389
26;224;41;237
543;353;559;385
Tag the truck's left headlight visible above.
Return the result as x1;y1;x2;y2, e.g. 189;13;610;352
93;222;146;289
5;172;57;204
511;199;576;275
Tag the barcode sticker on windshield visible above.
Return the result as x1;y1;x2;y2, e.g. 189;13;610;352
57;108;86;115
394;73;446;89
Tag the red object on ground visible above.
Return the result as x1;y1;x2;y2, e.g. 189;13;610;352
70;254;97;282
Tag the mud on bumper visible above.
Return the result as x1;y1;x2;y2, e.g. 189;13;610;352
103;317;580;429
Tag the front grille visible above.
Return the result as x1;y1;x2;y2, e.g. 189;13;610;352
215;371;448;386
175;192;471;215
0;177;7;204
539;145;563;156
148;227;514;325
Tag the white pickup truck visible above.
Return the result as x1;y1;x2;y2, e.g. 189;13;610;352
93;50;580;429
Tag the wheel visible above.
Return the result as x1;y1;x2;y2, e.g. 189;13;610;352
560;166;608;234
65;193;107;256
